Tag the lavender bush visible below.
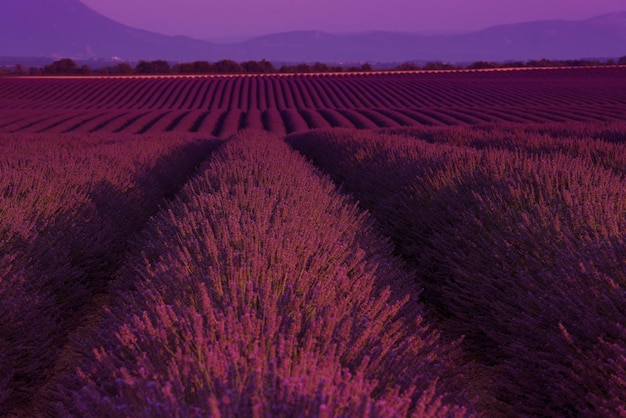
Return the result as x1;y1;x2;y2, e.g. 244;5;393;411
42;131;472;417
288;127;626;416
0;133;219;414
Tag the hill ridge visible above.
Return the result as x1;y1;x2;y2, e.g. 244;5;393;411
1;1;625;62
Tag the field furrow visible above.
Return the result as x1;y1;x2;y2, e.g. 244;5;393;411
105;111;152;133
136;111;172;134
214;109;244;137
190;110;226;133
337;108;380;129
196;78;219;109
316;108;357;128
299;109;333;129
136;79;174;109
287;77;308;109
239;76;253;109
433;108;491;124
206;78;227;109
375;108;425;126
343;77;384;107
464;107;533;123
0;114;30;130
228;76;243;110
60;111;114;133
40;112;104;133
10;113;75;133
395;108;448;126
171;79;197;109
110;79;152;109
280;108;309;132
314;76;348;107
416;108;464;125
218;77;236;109
262;108;287;135
357;108;401;127
242;108;264;130
325;78;355;109
185;78;210;109
162;110;191;131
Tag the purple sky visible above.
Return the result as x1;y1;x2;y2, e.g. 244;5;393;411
80;0;625;41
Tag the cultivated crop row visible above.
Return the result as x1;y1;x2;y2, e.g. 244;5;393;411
288;127;626;416
3;69;625;112
3;69;626;416
1;68;626;137
3;106;626;137
24;132;474;416
0;133;220;414
383;122;626;169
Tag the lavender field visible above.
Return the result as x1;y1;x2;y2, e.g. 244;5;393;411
1;67;626;136
1;68;626;417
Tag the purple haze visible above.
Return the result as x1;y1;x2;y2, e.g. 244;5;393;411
80;0;625;41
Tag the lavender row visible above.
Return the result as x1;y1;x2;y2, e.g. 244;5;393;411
0;133;219;414
383;121;626;175
3;69;626;112
4;107;626;137
40;131;473;417
288;128;626;416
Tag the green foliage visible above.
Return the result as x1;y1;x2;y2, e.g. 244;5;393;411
213;59;242;73
241;59;275;73
43;58;79;74
135;59;171;74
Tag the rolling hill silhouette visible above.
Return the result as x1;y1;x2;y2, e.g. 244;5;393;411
1;0;625;62
0;0;214;60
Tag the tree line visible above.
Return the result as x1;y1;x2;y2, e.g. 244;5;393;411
3;56;626;76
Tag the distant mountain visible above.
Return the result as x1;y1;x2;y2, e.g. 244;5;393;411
0;0;215;60
236;13;626;62
1;1;625;63
449;12;626;61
